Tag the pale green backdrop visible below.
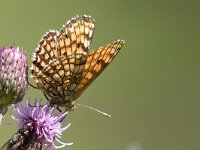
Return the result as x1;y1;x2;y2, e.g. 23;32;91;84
0;0;200;150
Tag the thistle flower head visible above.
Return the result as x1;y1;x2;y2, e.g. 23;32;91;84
0;46;28;119
12;99;72;149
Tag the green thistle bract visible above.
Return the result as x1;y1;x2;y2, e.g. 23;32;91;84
0;46;28;118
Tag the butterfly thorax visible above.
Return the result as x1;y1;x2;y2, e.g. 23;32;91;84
49;96;75;111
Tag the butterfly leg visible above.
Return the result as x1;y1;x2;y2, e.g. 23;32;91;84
43;92;50;101
57;107;62;112
43;92;62;112
28;82;38;89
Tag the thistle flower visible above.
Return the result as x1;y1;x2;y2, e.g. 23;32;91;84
12;99;72;149
0;46;28;121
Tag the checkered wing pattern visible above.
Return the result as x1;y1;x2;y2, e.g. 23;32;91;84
58;15;95;55
31;15;124;110
73;40;125;100
31;15;95;105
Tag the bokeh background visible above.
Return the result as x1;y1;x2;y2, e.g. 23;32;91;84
0;0;200;150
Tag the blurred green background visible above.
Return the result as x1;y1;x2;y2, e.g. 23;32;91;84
0;0;200;150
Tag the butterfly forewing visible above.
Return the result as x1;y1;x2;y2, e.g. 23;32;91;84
72;40;124;100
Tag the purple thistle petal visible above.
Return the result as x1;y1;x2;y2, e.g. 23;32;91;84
12;98;72;149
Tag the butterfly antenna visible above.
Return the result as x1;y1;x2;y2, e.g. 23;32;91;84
77;103;111;118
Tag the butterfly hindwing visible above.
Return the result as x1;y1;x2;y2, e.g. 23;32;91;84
34;31;59;63
32;15;93;102
31;31;59;80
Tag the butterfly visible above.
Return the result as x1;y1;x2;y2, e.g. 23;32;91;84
31;15;124;111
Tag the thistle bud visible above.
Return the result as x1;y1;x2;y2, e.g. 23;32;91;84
0;46;28;120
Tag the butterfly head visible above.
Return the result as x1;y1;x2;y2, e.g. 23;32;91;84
47;95;76;111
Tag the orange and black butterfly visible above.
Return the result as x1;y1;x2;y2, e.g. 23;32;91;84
31;15;125;111
0;125;34;150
